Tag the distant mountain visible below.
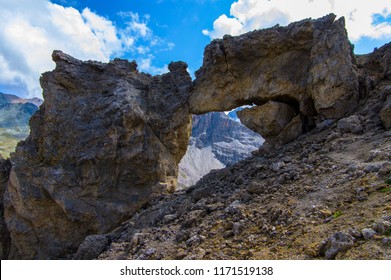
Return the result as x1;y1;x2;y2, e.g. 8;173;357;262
178;112;264;188
0;92;43;107
0;93;43;157
227;110;240;122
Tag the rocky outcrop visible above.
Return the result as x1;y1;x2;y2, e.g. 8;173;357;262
3;14;388;260
355;42;391;131
190;14;359;145
0;155;11;259
97;112;391;260
178;112;263;188
4;51;192;259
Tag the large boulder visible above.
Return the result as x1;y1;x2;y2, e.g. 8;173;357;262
4;51;192;259
237;101;297;139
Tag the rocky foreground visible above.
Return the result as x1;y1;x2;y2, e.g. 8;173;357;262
98;117;391;260
0;14;391;259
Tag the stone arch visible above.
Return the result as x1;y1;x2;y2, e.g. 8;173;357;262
3;14;362;259
189;13;359;147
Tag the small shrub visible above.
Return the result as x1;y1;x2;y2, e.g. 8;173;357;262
385;178;391;185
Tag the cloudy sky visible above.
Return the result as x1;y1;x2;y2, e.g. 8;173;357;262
1;0;391;99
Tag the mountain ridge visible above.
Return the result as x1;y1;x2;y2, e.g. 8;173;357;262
0;92;43;107
0;93;43;157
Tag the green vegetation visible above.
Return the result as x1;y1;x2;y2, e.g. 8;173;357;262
378;186;391;193
333;210;342;219
385;177;391;185
0;128;27;158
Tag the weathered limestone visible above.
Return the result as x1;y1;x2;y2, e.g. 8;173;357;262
4;51;192;259
3;14;378;259
190;14;359;143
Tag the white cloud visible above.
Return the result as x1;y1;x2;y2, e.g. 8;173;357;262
138;56;168;75
202;14;244;38
0;0;170;98
203;0;391;42
119;12;152;41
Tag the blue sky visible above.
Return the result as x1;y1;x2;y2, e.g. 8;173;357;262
1;0;391;99
49;0;233;72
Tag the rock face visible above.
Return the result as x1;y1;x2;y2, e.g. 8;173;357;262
190;14;359;145
0;155;11;259
380;95;391;130
4;51;192;259
178;112;263;188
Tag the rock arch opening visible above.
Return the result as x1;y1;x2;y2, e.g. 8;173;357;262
178;110;264;189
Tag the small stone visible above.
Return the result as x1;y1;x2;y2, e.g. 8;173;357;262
337;115;363;134
130;233;144;247
382;238;391;246
186;235;203;247
379;163;391;175
162;214;178;224
363;164;381;173
373;220;391;235
346;164;358;173
232;222;242;236
357;195;368;202
246;181;265;194
361;228;377;240
73;234;109;260
319;232;355;259
348;228;362;239
176;230;190;243
145;248;156;256
319;209;333;218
